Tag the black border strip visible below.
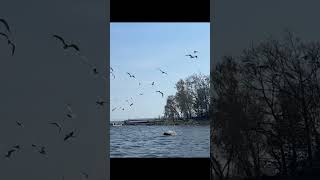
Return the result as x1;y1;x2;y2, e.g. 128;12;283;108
110;0;210;22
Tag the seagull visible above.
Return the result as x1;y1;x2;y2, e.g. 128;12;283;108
93;67;99;75
49;122;62;133
158;69;168;75
16;121;23;127
52;34;80;51
185;54;193;58
13;145;20;150
0;18;10;33
96;98;107;106
126;72;135;78
39;146;46;155
65;104;76;119
81;172;89;179
156;91;164;97
5;149;15;158
64;131;76;141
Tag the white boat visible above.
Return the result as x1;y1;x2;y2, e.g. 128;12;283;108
163;130;176;136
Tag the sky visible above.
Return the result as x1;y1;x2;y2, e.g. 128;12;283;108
110;23;210;121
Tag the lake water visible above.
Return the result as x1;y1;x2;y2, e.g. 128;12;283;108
110;125;210;157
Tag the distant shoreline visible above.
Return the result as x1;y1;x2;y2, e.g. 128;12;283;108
110;119;210;126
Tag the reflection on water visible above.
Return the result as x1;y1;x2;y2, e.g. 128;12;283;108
110;125;209;158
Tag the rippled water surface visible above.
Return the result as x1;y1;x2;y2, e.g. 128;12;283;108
110;125;210;157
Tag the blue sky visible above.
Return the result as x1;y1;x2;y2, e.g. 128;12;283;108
110;23;210;121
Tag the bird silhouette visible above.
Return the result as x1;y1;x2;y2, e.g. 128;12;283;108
158;69;168;75
16;121;23;127
151;82;155;86
13;145;20;150
129;103;133;106
112;107;117;111
0;18;10;33
64;131;76;141
156;91;164;97
5;149;15;158
52;35;80;51
65;104;76;119
39;146;46;155
110;67;114;72
49;122;62;133
96;98;106;106
126;72;135;78
186;54;193;58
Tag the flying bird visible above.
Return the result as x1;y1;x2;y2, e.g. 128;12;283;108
52;34;80;51
0;18;10;33
65;104;76;119
5;149;15;158
151;82;155;86
96;98;107;106
13;145;20;150
39;146;46;155
126;72;135;78
16;121;23;127
110;67;114;72
156;91;164;97
112;107;117;111
186;54;193;58
129;103;133;106
64;131;76;141
158;69;168;75
49;122;62;133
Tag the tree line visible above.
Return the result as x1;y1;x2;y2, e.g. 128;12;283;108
163;73;210;120
211;31;320;179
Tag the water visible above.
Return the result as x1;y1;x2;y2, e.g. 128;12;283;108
110;125;210;157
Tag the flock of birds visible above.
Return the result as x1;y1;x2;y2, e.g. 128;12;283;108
110;50;200;113
0;18;110;180
1;17;202;178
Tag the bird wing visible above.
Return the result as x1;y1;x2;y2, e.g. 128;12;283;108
0;19;10;32
68;44;80;51
9;41;15;56
53;35;66;45
0;32;9;39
